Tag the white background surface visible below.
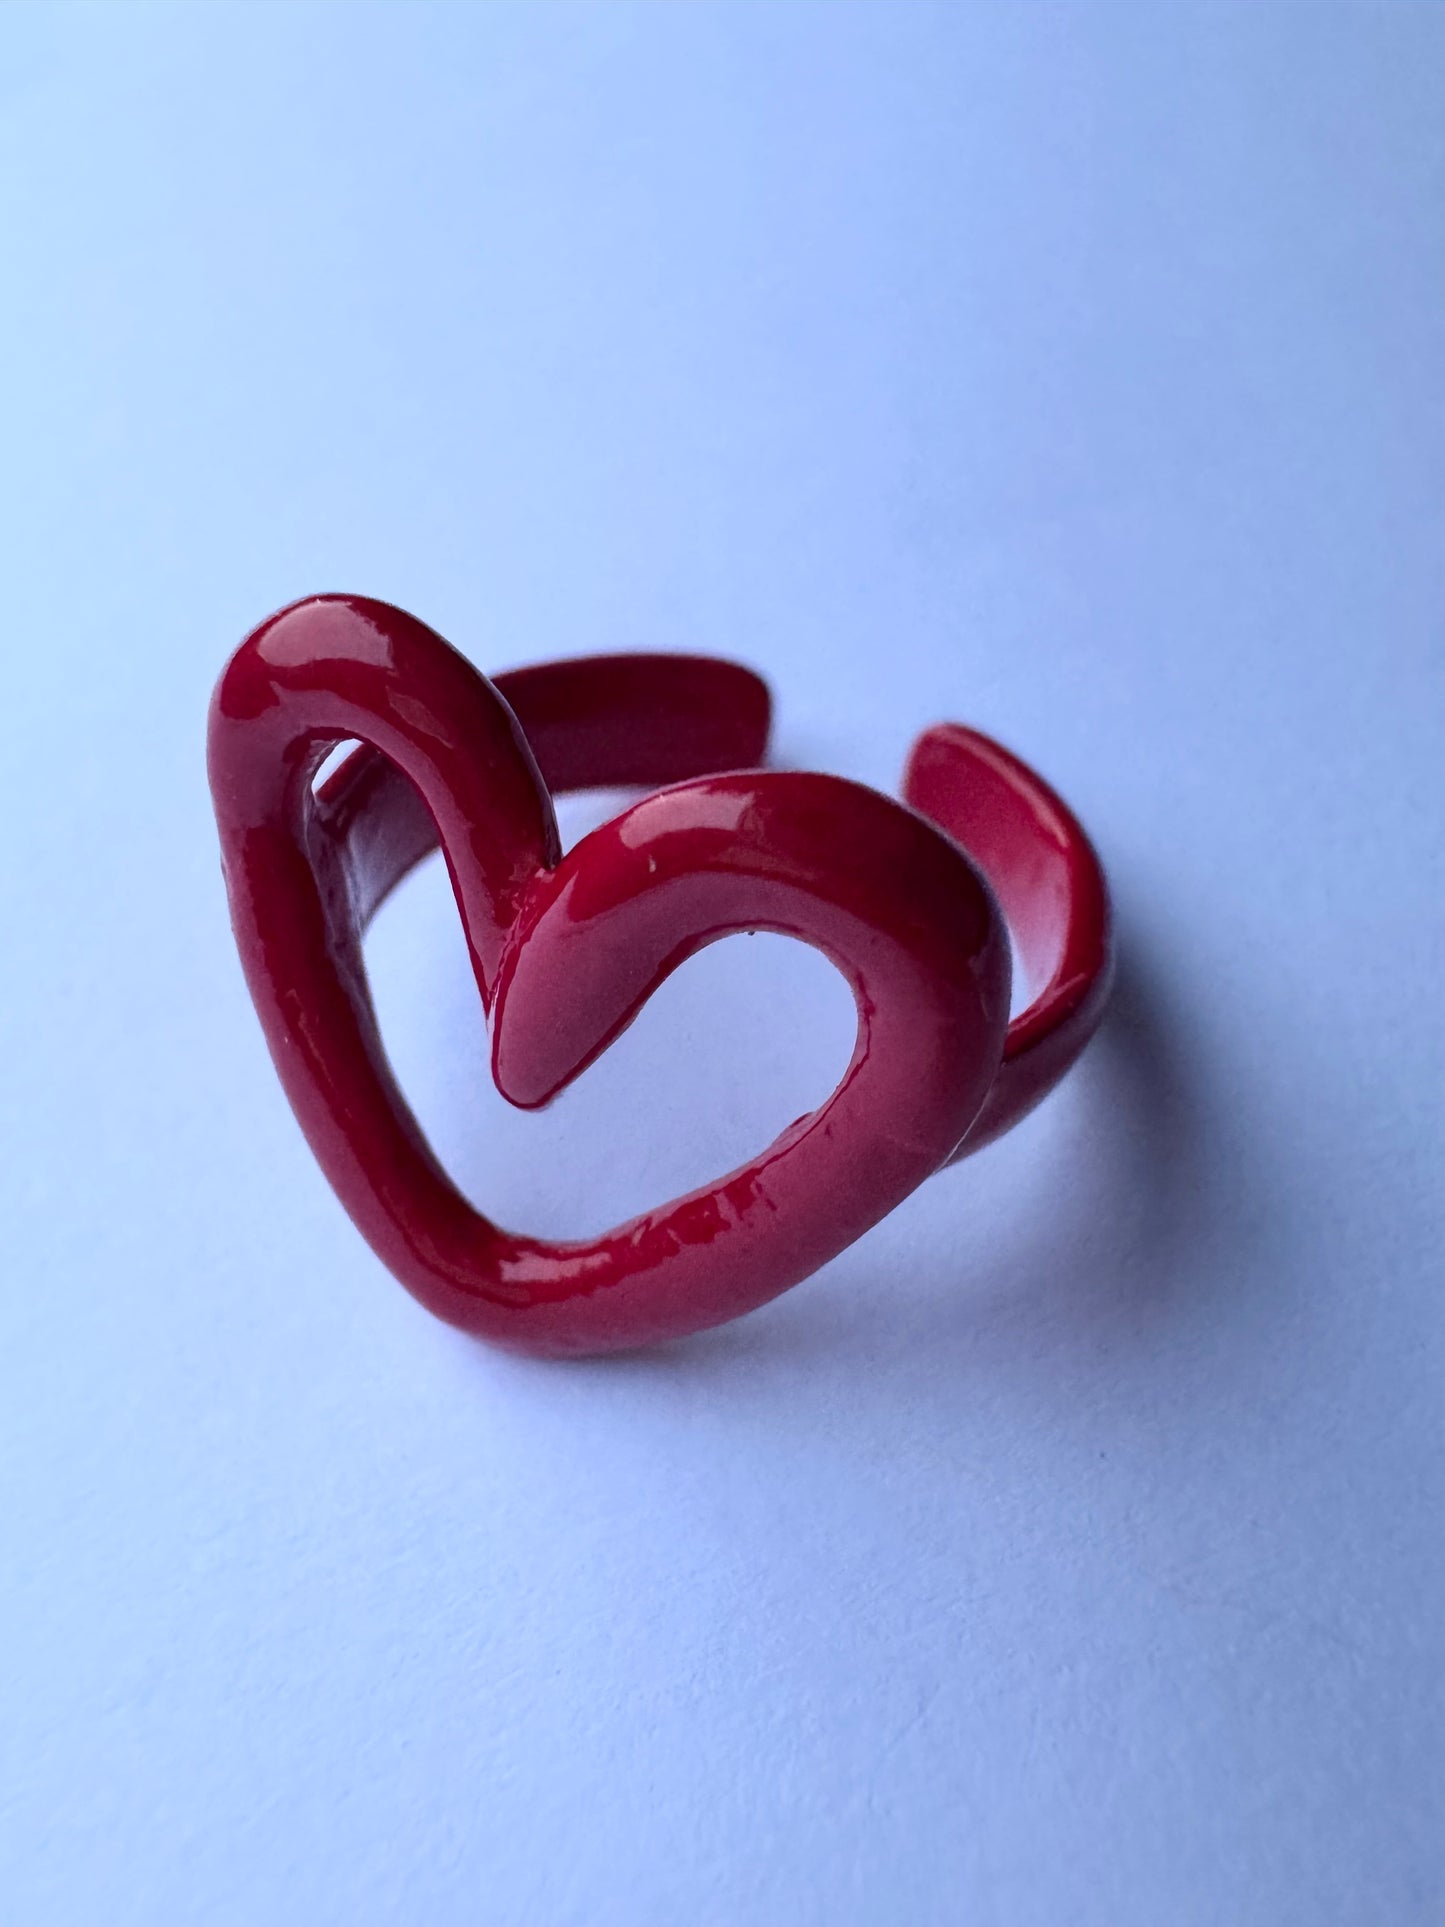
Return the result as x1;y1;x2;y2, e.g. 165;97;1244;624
2;5;1441;1923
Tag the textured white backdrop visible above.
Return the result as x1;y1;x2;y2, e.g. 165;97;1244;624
1;4;1441;1923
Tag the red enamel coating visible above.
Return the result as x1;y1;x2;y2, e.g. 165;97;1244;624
906;725;1114;1158
207;594;1110;1355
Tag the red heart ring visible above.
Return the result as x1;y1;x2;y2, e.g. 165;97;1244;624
208;595;1112;1355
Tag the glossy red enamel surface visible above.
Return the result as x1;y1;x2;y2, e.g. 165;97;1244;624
208;594;1110;1354
905;724;1114;1158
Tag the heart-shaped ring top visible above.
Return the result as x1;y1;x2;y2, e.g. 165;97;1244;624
208;595;1111;1355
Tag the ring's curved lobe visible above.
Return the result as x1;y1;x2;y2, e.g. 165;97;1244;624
904;725;1113;1157
208;594;1014;1355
